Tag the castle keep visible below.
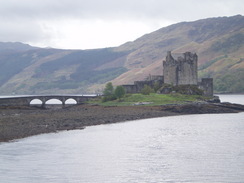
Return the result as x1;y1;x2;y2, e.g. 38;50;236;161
163;51;198;85
122;51;213;96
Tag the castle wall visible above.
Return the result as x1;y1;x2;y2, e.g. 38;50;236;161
146;75;164;81
122;76;164;94
122;85;138;94
163;62;178;85
178;59;198;85
135;81;152;90
198;78;213;96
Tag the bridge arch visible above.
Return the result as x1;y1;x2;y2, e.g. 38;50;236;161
45;98;63;105
30;99;43;106
65;98;77;105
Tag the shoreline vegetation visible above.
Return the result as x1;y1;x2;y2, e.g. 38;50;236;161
0;93;244;143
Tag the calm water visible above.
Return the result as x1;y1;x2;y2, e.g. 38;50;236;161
217;94;244;105
0;95;243;183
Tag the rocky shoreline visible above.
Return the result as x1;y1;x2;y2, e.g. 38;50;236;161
0;102;244;142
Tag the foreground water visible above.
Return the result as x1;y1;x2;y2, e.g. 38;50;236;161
0;95;243;183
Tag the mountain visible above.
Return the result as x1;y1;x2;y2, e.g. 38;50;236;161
0;44;130;94
0;15;243;94
0;42;37;52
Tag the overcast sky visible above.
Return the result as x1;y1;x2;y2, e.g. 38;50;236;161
0;0;243;49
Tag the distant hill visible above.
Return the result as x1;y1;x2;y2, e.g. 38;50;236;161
0;15;243;94
0;42;37;52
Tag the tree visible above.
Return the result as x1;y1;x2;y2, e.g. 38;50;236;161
114;86;126;100
102;82;116;102
103;82;114;96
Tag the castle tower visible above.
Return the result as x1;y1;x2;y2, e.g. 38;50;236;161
163;51;198;86
163;51;179;85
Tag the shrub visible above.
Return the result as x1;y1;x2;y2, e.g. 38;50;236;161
141;85;154;95
153;81;161;92
102;95;116;102
173;85;203;95
158;84;204;95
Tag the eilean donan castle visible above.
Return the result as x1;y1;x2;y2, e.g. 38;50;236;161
123;51;213;96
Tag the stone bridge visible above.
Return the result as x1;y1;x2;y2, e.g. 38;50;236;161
0;95;98;107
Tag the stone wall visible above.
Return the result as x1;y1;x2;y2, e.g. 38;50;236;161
122;75;164;93
145;75;164;82
122;84;138;94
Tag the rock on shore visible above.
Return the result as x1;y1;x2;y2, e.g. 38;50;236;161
0;102;244;142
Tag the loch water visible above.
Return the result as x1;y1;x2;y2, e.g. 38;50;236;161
0;95;243;183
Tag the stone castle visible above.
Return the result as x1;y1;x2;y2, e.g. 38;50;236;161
163;51;198;85
123;51;213;96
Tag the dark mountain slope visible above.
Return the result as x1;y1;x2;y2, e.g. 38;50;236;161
0;45;130;94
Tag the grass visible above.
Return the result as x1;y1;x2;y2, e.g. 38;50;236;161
88;93;211;106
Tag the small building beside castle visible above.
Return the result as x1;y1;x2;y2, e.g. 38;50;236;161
122;51;213;96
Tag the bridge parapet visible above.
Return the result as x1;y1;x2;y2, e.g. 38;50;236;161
0;97;30;106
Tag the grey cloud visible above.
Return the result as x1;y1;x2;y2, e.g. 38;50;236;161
0;0;243;47
1;0;243;21
0;18;51;43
